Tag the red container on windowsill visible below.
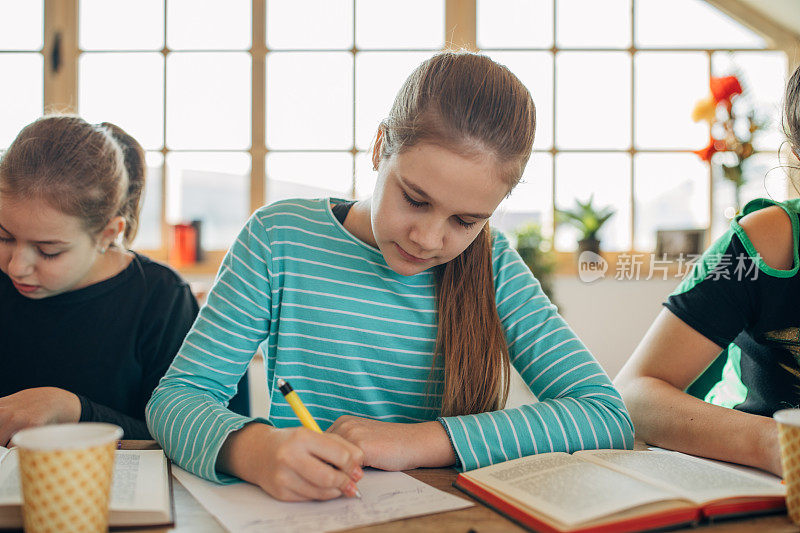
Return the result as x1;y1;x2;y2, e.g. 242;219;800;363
170;223;197;268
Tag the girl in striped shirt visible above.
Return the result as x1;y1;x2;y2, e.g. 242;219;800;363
146;51;633;501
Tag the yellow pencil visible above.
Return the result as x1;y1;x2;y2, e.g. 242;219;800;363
277;378;322;433
277;378;362;498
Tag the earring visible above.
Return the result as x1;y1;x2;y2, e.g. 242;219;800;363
99;247;107;254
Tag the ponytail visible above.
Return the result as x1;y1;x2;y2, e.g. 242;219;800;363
435;225;510;416
100;122;146;246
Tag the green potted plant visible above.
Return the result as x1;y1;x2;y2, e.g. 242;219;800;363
512;222;556;305
556;195;615;256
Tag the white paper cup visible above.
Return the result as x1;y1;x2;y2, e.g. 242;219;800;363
11;423;123;533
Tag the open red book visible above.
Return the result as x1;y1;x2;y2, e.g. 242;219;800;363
454;449;785;533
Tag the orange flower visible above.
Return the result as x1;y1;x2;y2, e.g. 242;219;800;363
693;137;728;162
693;138;717;162
691;94;716;123
710;76;742;104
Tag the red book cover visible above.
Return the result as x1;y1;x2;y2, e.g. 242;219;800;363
702;497;785;519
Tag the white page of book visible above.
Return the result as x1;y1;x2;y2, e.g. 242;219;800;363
173;465;473;533
0;448;166;511
462;453;680;526
0;447;19;505
647;447;782;484
110;450;168;511
578;450;785;504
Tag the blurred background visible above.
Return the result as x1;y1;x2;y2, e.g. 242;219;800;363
2;0;800;405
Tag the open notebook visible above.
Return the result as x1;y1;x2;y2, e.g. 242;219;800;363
0;446;173;529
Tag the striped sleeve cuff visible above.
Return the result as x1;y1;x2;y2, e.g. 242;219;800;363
439;414;492;471
146;387;272;484
439;397;633;472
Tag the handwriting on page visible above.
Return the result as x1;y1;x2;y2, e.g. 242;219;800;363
173;467;473;533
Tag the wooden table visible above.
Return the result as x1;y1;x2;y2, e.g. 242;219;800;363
122;441;798;533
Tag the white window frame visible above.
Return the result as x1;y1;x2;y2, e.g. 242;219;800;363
33;0;800;272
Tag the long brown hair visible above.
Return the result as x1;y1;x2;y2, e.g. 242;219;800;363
377;52;536;416
0;115;146;247
785;63;800;163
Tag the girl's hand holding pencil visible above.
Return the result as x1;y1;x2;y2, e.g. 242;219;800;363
217;421;365;502
217;378;364;502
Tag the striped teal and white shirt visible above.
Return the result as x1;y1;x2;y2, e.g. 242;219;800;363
146;198;633;482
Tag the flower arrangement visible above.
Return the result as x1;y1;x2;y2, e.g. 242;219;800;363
691;74;764;211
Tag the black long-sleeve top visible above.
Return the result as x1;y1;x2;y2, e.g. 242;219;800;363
0;252;198;438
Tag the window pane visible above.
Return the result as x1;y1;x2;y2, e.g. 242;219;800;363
267;52;352;150
712;52;787;152
557;0;630;48
166;152;250;250
477;0;552;49
555;154;631;251
134;151;164;250
356;0;443;49
710;151;789;240
487;51;553;150
167;52;251;149
0;0;42;50
635;0;765;49
634;154;709;251
167;0;251;50
355;151;377;199
80;0;163;50
79;53;164;150
492;153;553;237
556;52;630;149
267;0;352;49
266;152;352;204
0;54;42;149
635;52;708;149
355;52;433;150
741;152;788;204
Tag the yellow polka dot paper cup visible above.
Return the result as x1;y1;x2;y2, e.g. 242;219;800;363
10;423;122;533
774;409;800;525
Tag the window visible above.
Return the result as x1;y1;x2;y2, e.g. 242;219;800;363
479;0;790;252
0;0;43;149
264;1;443;203
1;0;793;267
79;0;252;254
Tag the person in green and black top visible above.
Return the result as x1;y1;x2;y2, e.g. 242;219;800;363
615;63;800;477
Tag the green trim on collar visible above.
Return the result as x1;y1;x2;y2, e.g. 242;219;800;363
730;198;799;279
